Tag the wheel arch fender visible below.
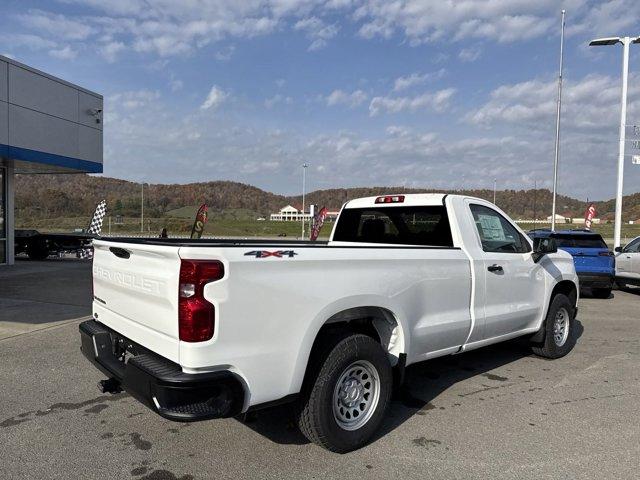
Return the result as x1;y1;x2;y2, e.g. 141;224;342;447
531;279;578;343
289;295;408;395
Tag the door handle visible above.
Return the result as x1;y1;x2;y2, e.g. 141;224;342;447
488;264;503;272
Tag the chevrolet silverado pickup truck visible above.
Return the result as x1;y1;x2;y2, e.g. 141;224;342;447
80;194;579;452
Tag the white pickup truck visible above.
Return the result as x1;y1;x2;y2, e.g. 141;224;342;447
80;193;579;452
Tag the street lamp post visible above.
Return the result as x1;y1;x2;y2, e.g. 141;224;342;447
551;10;566;232
589;35;640;248
301;163;308;239
140;183;144;233
493;178;497;204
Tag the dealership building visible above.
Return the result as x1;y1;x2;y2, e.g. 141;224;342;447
0;55;103;265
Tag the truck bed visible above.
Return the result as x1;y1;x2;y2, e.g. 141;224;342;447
97;236;328;247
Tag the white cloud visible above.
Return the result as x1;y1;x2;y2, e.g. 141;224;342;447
393;69;446;91
326;89;367;107
100;41;126;63
169;78;184;92
386;125;411;136
11;0;637;64
200;85;228;110
567;0;640;37
109;90;161;110
369;88;456;116
294;16;339;51
49;45;78;60
264;94;293;108
459;46;482;62
353;1;571;44
214;45;236;61
98;82;637;201
464;73;640;133
0;33;56;51
15;9;94;41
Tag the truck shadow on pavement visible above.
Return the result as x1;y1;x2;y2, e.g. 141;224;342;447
238;320;584;447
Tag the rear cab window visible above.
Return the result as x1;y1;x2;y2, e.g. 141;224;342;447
332;206;453;247
552;234;607;249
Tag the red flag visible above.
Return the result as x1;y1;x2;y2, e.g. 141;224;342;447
584;203;596;230
310;207;329;241
190;204;209;239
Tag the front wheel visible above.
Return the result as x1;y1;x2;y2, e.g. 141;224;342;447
296;333;392;453
531;294;576;359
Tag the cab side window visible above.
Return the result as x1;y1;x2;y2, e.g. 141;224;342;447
625;239;640;253
470;204;531;253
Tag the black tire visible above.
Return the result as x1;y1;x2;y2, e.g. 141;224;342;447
296;333;392;453
27;242;50;260
531;294;576;359
592;288;612;299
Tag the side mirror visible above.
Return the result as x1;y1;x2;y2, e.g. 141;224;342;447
614;246;623;253
533;237;557;263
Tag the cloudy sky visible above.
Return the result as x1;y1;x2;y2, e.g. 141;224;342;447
2;0;640;199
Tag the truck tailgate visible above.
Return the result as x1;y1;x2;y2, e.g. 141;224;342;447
92;240;181;362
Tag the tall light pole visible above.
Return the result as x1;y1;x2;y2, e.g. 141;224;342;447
301;163;308;239
493;178;497;204
533;180;538;222
589;35;640;248
551;9;566;232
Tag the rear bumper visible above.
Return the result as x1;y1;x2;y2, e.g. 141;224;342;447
79;320;244;421
577;272;614;289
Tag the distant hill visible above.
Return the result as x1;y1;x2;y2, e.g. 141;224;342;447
14;174;640;222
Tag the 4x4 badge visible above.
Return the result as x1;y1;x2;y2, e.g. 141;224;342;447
244;250;297;258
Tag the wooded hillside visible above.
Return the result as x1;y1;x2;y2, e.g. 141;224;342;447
15;174;640;222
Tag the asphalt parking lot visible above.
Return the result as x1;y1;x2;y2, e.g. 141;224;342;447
1;261;639;480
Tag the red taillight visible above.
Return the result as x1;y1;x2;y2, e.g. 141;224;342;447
375;195;405;204
179;260;224;342
599;251;613;257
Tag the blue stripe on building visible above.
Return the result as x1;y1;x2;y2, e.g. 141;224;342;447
2;143;103;173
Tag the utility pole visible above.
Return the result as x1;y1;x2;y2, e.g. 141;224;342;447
301;163;308;239
551;9;566;231
141;183;144;233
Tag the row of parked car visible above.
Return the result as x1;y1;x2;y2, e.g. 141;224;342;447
528;229;640;298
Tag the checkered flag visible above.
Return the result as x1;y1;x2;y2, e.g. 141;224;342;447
80;200;107;259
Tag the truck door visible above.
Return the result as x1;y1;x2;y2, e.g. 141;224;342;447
468;203;546;339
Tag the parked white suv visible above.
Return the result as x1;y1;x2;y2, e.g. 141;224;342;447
615;236;640;288
80;194;579;452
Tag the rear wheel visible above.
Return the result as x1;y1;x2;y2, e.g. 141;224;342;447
531;294;576;359
27;240;50;260
296;333;392;453
592;288;612;299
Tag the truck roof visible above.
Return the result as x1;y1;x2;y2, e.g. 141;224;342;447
344;193;448;209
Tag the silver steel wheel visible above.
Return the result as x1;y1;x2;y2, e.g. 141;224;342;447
553;307;570;347
332;360;380;431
